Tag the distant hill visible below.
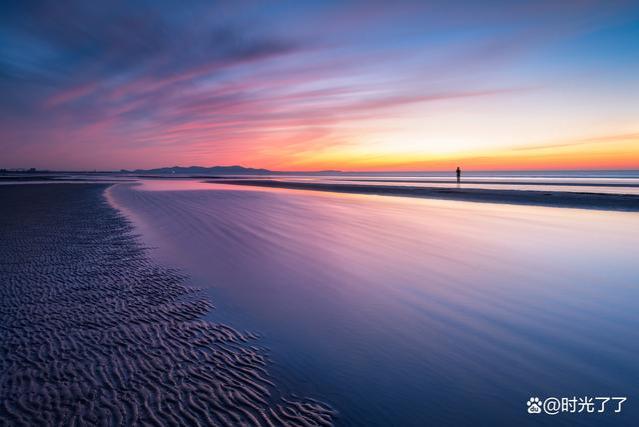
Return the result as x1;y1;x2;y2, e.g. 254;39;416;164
127;165;342;175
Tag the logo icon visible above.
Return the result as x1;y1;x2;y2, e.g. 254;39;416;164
527;397;542;414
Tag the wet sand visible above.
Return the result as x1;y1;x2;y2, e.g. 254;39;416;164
0;184;334;426
212;179;639;211
337;178;639;188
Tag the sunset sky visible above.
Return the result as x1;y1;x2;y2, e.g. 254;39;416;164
1;1;638;171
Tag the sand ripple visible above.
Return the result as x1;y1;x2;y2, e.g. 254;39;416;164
0;184;335;426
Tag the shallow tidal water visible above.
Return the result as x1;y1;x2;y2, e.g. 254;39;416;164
110;180;639;426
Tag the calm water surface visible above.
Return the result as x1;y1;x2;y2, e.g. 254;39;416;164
109;180;639;426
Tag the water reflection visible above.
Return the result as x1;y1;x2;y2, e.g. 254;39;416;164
110;180;639;426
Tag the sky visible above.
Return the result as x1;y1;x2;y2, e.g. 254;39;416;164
1;0;638;171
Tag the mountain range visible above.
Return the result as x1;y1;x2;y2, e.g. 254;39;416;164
126;165;341;175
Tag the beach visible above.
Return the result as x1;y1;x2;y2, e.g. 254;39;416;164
4;1;639;424
0;184;334;426
2;178;639;426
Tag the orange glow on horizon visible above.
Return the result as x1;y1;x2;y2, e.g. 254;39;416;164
242;133;639;172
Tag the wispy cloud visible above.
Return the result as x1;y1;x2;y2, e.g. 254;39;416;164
1;0;638;169
512;133;639;152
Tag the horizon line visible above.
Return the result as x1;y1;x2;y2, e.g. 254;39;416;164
3;166;639;174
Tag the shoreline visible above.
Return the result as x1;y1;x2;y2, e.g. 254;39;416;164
0;183;334;426
211;179;639;212
339;178;639;188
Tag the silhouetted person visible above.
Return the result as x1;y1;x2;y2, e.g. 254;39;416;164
456;166;461;183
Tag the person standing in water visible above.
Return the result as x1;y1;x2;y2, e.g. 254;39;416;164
456;166;461;183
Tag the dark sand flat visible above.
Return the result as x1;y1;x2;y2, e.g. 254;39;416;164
0;175;63;181
213;180;639;211
0;184;334;426
339;178;639;188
